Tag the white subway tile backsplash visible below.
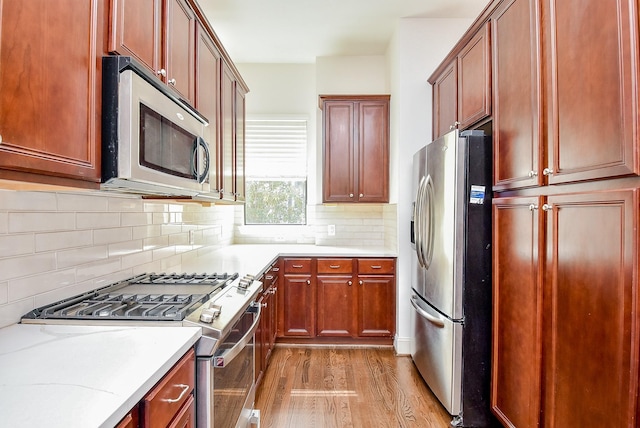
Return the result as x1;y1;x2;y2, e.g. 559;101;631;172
94;227;133;245
108;240;143;257
35;230;93;252
108;196;144;212
9;212;76;233
0;299;35;329
0;282;7;304
131;225;162;240
121;212;153;227
0;234;35;257
75;258;123;283
57;193;109;212
8;268;76;302
121;251;153;270
58;245;108;269
144;235;169;250
76;212;121;229
0;253;57;282
0;190;57;211
0;213;8;234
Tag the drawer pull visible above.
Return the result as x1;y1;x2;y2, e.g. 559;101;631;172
292;264;304;268
370;265;382;269
161;384;190;403
272;267;280;272
265;275;274;280
329;265;341;269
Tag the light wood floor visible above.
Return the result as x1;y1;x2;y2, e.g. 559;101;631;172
255;345;452;428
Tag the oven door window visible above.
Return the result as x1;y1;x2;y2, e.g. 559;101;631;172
213;311;255;428
139;103;197;179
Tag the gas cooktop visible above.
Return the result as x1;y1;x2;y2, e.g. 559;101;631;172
21;272;239;322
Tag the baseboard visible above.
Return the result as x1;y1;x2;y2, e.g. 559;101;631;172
394;335;412;356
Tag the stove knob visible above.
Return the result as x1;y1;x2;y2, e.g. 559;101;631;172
200;310;215;323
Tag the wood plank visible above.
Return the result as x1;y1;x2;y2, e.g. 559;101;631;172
255;346;452;428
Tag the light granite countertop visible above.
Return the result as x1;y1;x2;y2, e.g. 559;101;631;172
0;324;201;428
181;244;397;278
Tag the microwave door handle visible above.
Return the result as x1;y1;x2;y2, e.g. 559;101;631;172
193;137;211;184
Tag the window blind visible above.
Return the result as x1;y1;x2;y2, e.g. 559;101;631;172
245;118;307;179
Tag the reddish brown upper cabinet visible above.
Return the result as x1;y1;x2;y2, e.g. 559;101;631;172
430;22;491;140
320;95;390;203
109;0;195;104
0;0;103;186
491;0;542;191
542;0;638;185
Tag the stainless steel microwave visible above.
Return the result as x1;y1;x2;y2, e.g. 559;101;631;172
101;56;217;200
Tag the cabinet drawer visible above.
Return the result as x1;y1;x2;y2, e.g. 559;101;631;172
284;258;312;273
317;258;353;274
142;348;195;428
357;258;395;274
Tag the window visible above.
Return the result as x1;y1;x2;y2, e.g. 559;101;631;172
244;118;307;225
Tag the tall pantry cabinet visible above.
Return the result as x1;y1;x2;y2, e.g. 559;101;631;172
488;0;640;427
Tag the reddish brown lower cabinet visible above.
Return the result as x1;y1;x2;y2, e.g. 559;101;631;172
255;261;279;390
492;190;639;428
116;404;140;428
317;258;355;337
356;259;395;337
491;196;543;428
279;258;315;337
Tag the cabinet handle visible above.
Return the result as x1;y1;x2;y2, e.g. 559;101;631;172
168;78;176;86
348;281;352;286
329;265;341;269
161;384;190;403
528;170;538;177
0;134;3;143
306;280;311;285
528;204;539;211
292;264;303;268
261;302;268;308
370;265;382;269
271;287;277;294
542;204;553;211
265;275;274;280
543;168;554;176
272;267;280;272
156;68;167;77
359;280;363;285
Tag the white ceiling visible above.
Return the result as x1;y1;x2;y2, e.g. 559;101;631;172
199;0;491;63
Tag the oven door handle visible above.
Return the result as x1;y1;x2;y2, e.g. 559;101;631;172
214;304;261;367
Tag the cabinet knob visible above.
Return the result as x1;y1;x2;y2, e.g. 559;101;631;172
306;280;311;285
359;193;363;197
528;204;538;211
359;280;363;285
156;68;167;77
543;168;554;176
348;281;353;286
542;204;553;211
528;170;538;177
449;121;461;130
349;193;354;198
168;78;176;86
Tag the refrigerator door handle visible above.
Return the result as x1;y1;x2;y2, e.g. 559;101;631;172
423;175;435;269
415;176;426;267
411;296;445;328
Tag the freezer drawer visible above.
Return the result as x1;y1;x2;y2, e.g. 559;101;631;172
411;294;462;416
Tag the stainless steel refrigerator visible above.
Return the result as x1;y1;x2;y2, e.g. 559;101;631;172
410;129;494;427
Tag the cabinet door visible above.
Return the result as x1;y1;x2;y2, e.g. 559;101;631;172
195;22;220;192
543;190;637;427
316;275;355;336
432;60;457;139
544;0;638;184
220;62;235;201
356;275;395;337
0;0;101;183
234;86;246;202
358;100;389;202
108;0;161;73
281;274;315;337
491;196;543;428
165;0;195;104
322;101;355;202
492;0;542;191
457;22;491;129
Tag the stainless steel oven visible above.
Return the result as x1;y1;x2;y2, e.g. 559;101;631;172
191;300;260;428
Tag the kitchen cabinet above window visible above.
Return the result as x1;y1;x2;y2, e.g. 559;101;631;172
320;95;390;203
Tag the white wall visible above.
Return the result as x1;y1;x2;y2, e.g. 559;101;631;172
388;18;473;354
